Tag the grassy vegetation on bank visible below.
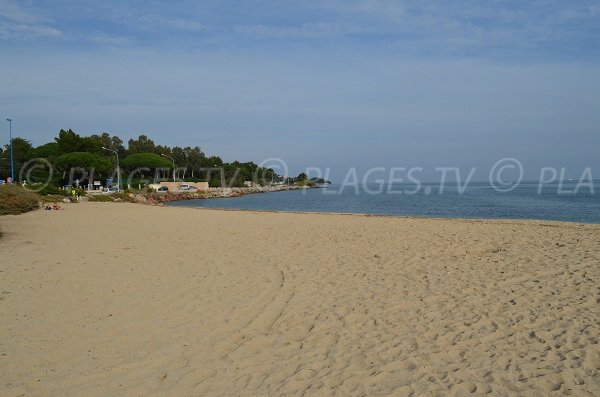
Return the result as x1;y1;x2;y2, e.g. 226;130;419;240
0;185;40;216
87;192;136;203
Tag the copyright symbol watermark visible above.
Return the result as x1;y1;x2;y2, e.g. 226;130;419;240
255;157;288;182
19;158;54;192
489;158;523;192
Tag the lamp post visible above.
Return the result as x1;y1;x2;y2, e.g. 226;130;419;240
161;154;176;182
6;118;14;183
102;146;121;191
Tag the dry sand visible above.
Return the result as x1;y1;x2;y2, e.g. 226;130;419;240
1;202;599;396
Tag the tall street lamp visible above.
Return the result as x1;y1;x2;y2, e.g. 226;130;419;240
161;154;176;182
6;118;14;182
102;146;121;191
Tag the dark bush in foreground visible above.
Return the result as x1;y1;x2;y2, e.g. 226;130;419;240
33;183;63;196
0;185;40;215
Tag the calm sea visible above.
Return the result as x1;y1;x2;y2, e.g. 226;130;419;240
168;182;600;224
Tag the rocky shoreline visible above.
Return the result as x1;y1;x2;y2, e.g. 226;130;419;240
127;185;310;205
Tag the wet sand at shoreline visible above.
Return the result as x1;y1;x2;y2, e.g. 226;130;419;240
1;202;599;396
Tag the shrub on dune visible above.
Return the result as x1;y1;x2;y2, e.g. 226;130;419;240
0;185;40;216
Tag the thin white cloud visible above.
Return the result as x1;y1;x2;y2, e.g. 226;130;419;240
84;33;132;46
314;0;600;58
0;21;62;39
0;0;42;23
135;14;207;32
234;22;364;39
99;4;208;34
0;0;62;40
321;0;407;22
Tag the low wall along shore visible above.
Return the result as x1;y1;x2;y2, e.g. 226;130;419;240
129;184;307;205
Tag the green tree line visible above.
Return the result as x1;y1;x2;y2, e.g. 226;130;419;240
0;129;280;188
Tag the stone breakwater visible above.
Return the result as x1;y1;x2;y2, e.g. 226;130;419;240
129;185;309;205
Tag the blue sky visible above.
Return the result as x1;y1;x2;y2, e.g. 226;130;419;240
1;0;599;180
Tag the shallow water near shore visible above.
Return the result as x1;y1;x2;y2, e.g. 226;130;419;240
169;182;600;223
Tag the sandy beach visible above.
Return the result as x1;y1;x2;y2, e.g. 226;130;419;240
1;202;599;396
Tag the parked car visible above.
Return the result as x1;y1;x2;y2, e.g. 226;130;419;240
101;187;120;194
179;184;198;191
157;186;169;192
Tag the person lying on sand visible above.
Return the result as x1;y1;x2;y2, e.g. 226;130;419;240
44;203;62;211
